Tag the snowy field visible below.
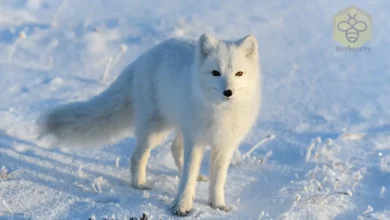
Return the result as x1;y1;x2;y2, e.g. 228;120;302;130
1;0;389;219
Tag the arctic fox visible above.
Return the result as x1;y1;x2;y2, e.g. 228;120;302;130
38;34;261;215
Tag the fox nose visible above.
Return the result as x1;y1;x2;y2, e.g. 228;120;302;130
223;89;233;97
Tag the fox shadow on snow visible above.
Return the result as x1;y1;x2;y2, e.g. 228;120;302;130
0;130;180;217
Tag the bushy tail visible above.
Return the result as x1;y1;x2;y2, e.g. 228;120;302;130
38;70;134;147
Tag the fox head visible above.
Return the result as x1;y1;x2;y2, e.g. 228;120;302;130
193;34;261;106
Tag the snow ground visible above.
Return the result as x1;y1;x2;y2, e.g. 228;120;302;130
0;0;389;219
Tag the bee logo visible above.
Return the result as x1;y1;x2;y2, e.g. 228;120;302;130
333;6;372;47
337;13;368;43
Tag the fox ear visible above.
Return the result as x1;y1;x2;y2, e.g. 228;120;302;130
198;34;219;57
238;35;258;59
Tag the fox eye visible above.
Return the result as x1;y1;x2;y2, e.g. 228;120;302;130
235;71;244;76
212;70;221;76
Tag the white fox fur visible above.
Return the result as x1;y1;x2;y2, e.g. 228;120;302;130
38;34;261;215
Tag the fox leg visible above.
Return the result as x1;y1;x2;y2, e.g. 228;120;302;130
170;132;208;181
209;147;236;211
170;133;184;173
172;139;204;215
131;121;168;189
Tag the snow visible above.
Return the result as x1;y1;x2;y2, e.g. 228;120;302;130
0;0;389;219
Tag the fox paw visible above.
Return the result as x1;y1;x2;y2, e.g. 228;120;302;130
210;203;232;212
131;183;151;190
197;174;208;182
172;198;193;216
